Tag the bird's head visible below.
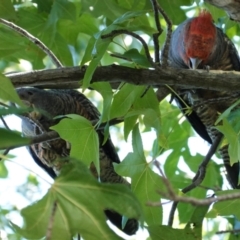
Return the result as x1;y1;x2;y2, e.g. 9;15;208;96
184;10;217;69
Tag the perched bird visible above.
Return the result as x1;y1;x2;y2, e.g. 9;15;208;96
16;87;138;235
168;10;240;188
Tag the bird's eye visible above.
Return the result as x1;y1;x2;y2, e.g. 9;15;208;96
27;91;33;96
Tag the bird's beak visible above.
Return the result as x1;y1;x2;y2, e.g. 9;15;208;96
189;57;202;70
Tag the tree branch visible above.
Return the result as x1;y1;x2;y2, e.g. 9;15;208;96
101;30;154;67
155;1;172;67
0;117;124;151
150;161;240;207
168;135;223;226
150;0;162;64
216;229;240;235
183;134;223;193
147;190;240;206
0;18;63;68
6;65;240;93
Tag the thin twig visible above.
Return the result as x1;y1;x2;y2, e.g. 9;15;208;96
168;134;223;226
182;134;223;193
156;3;172;67
154;160;176;199
198;184;222;192
29;117;123;145
0;148;12;161
0;102;9;108
46;201;58;240
31;130;60;145
110;53;132;62
148;191;240;206
0;117;124;151
150;0;163;64
0;116;10;130
101;29;154;67
0;18;63;68
5;158;52;184
0;130;60;151
216;229;240;235
154;160;178;227
150;161;240;207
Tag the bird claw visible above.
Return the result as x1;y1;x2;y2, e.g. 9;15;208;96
204;65;210;72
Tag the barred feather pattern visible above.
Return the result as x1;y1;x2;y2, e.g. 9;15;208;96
168;11;240;188
17;88;138;235
17;88;118;179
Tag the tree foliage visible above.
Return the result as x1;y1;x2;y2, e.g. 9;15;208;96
1;0;240;239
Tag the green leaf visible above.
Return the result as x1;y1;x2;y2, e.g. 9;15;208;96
131;0;147;10
156;101;179;149
123;87;161;139
112;10;148;25
48;0;77;24
116;48;152;67
17;8;46;36
115;124;163;225
0;0;16;20
91;82;113;123
110;84;144;119
0;128;30;149
215;99;240;125
148;225;196;240
216;119;240;165
132;123;144;158
185;203;210;238
0;160;8;178
0;106;29;116
208;190;240;219
51;32;73;66
77;13;99;36
14;161;142;240
124;114;138;140
58;12;99;49
80;36;96;66
82;0;127;21
133;87;160;115
202;161;223;189
160;0;192;25
81;8;150;88
0;74;24;107
178;188;207;224
33;0;53;13
50;115;99;174
227;109;240;134
0;27;25;58
82;34;112;89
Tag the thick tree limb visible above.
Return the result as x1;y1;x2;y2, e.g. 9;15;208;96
7;65;240;93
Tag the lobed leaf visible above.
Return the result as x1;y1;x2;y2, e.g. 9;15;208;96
13;161;143;240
